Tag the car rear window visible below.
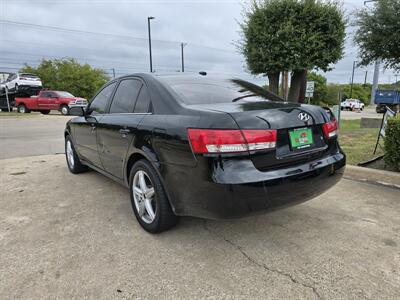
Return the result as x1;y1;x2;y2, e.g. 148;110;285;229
20;74;39;79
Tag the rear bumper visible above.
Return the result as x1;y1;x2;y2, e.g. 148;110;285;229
166;152;345;219
17;84;42;89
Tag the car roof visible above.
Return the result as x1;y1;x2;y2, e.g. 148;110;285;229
117;73;234;85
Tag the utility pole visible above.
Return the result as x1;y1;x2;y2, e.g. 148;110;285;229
371;59;380;105
350;61;356;98
364;0;380;105
111;68;115;79
181;42;187;72
364;70;368;86
147;16;155;73
395;74;399;87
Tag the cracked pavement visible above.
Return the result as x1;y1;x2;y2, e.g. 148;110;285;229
0;154;399;299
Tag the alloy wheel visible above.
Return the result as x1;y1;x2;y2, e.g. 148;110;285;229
132;170;156;224
66;140;75;169
61;106;68;115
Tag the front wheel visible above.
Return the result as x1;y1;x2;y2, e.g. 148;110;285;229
129;159;178;233
60;105;69;115
65;136;88;174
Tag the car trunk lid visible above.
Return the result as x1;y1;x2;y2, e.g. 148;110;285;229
188;101;334;170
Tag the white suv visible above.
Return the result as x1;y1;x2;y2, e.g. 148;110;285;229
4;73;42;92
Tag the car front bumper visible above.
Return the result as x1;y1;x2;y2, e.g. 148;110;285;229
165;152;346;219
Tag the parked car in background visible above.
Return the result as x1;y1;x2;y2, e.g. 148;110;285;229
65;74;345;233
15;90;87;115
4;73;42;92
341;99;365;111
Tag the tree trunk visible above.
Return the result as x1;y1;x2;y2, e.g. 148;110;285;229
267;71;280;95
281;70;289;100
288;69;307;102
298;69;307;103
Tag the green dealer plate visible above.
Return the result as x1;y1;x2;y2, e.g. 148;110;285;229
289;128;313;149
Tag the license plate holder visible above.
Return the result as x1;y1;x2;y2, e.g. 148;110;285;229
289;127;313;150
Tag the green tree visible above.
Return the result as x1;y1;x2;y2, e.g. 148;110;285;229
239;0;346;101
354;0;400;70
341;84;371;104
21;58;109;100
306;71;328;105
325;83;342;106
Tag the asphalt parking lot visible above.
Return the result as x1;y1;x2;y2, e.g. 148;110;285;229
0;114;72;159
0;114;399;299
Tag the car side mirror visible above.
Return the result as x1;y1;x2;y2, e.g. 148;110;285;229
69;107;85;116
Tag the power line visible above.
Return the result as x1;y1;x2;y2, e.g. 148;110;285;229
0;19;237;53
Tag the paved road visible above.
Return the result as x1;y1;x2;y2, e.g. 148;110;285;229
0;114;72;159
340;106;381;120
0;154;399;299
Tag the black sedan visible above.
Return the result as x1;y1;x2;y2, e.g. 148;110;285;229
65;73;345;233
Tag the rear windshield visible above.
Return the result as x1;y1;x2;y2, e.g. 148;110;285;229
167;79;283;104
20;73;39;78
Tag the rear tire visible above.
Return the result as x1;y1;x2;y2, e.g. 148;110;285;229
129;159;178;233
65;136;88;174
40;110;50;115
17;104;30;113
60;105;69;115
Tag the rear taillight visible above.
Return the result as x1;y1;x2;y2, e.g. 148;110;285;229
187;128;277;154
322;119;338;139
19;77;27;80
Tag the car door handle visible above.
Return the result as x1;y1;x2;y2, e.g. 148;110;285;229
119;128;130;136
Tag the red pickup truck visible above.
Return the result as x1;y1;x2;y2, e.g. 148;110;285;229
15;90;88;115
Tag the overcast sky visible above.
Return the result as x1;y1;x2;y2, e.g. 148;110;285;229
0;0;398;85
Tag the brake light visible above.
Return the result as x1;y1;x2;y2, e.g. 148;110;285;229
322;119;338;139
187;128;277;154
19;77;27;80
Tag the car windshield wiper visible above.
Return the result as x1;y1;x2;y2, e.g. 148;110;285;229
232;94;258;102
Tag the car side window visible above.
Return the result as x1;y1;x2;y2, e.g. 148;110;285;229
109;79;142;114
134;85;151;113
42;92;51;97
90;82;117;115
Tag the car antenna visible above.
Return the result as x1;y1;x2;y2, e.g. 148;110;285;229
199;71;207;76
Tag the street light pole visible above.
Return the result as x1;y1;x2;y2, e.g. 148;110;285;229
147;16;155;73
350;61;356;98
181;42;187;72
364;70;368;86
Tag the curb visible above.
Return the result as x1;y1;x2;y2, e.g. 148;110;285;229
344;165;400;190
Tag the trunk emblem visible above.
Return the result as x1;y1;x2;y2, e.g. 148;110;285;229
298;112;310;122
